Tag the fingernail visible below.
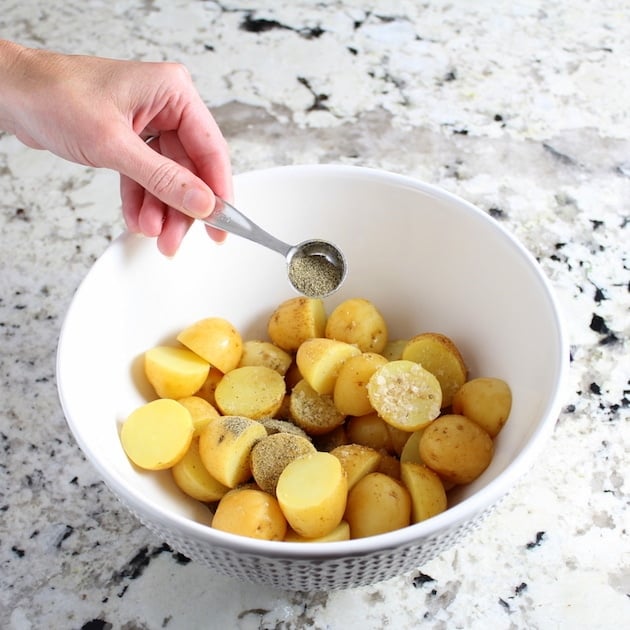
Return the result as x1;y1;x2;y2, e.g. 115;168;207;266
183;188;212;218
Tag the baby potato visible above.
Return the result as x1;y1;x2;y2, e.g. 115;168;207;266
399;429;425;465
345;412;395;453
330;444;382;490
177;396;220;437
120;399;193;470
214;365;285;419
376;452;401;480
171;438;229;502
250;432;316;495
212;488;287;541
325;298;388;354
333;352;389;417
144;346;210;399
176;317;243;374
284;520;350;543
193;366;223;408
296;337;361;395
238;340;293;376
267;296;326;352
276;451;348;539
198;415;267;487
382;339;408;361
289;379;346;436
402;332;467;408
400;462;447;523
451;377;512;437
419;414;494;485
387;424;412;457
259;418;310;440
367;360;442;431
345;472;411;539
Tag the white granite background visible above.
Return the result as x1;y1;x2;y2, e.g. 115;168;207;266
1;1;628;628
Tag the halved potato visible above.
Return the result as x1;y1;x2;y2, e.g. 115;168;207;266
144;346;210;399
325;298;388;353
267;297;326;352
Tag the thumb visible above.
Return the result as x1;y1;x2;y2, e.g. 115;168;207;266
113;132;215;219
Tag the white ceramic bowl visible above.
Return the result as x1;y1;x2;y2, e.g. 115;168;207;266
57;165;568;591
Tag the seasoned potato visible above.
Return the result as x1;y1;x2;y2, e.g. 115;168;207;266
238;340;293;375
251;433;316;495
177;396;220;437
419;414;494;484
367;360;442;431
214;365;285;419
289;379;346;435
345;472;411;539
333;352;389;416
284;520;350;543
212;488;287;541
325;298;388;354
400;462;447;523
376;451;401;480
296;337;361;395
267;296;326;352
176;317;243;374
259;418;310;440
330;444;382;490
198;416;267;487
451;377;512;437
144;346;210;399
402;332;467;408
120;399;193;470
171;438;229;502
276;452;348;539
345;412;394;453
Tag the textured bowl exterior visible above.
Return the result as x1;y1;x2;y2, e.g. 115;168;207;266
57;165;567;591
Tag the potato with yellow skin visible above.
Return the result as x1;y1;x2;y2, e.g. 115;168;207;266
382;339;408;361
212;487;287;541
451;377;512;437
402;332;467;408
345;472;411;539
325;298;388;354
238;340;293;376
171;438;229;502
193;366;223;407
144;346;210;399
214;365;286;419
419;414;494;485
177;396;220;437
400;462;447;523
345;412;395;453
121;399;193;470
330;444;382;490
333;352;389;417
276;452;348;539
267;297;326;352
177;317;243;374
284;521;350;543
296;338;361;395
198;416;267;487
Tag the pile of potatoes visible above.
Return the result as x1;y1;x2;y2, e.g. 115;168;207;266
120;296;512;542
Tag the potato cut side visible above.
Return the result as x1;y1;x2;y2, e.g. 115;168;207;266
367;360;442;431
289;379;346;436
144;346;210;399
238;340;293;375
276;451;348;539
402;332;467;408
267;296;326;352
177;396;220;437
330;443;382;490
296;337;361;395
400;462;447;524
284;520;350;543
198;415;267;487
177;317;243;374
324;298;388;354
399;429;425;465
171;438;229;502
120;399;193;470
214;365;286;419
212;488;287;541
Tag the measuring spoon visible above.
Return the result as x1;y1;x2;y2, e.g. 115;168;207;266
202;196;347;298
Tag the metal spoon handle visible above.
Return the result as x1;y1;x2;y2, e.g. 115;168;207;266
202;196;292;258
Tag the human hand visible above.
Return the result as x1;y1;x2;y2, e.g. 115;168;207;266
0;40;232;255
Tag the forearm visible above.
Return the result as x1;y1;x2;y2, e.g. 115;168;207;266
0;39;33;135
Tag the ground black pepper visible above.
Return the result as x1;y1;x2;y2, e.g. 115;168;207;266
288;252;343;298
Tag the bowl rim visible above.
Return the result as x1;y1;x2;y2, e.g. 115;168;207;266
57;163;570;560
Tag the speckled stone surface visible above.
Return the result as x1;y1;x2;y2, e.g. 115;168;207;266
1;1;628;628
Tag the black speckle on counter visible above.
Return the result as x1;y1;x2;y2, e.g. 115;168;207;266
542;142;578;166
498;597;511;611
80;620;112;630
297;77;330;112
55;524;75;548
11;545;25;557
240;13;324;39
514;582;528;595
488;206;506;219
526;531;546;549
590;313;619;345
590;382;602;395
412;571;436;587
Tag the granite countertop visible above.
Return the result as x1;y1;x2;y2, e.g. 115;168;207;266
1;1;628;628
